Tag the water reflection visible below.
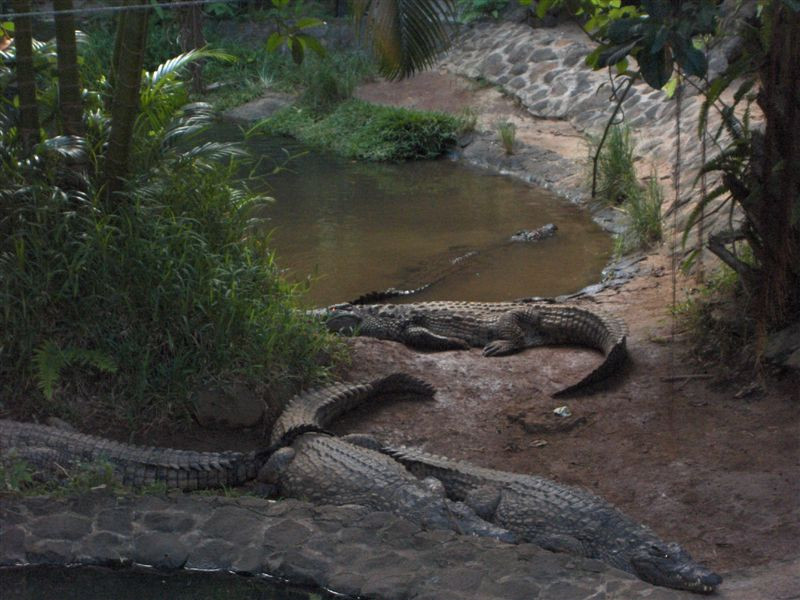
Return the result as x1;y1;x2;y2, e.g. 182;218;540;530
218;125;612;306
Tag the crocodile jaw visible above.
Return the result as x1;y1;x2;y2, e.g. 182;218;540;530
630;543;722;594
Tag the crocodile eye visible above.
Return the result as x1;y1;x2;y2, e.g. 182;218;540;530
649;544;670;558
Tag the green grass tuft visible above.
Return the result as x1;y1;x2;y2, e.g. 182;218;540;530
260;99;468;161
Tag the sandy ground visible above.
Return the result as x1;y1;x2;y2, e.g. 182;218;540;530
135;71;800;597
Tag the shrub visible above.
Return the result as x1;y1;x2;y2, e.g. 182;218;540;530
0;46;340;431
592;123;639;206
260;99;468;161
457;0;510;23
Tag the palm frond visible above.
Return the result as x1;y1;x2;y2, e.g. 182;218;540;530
355;0;457;80
40;135;87;160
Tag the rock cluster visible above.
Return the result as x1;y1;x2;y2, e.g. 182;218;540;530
0;491;687;599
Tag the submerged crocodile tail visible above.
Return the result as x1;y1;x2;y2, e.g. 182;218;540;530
270;375;436;445
0;419;263;490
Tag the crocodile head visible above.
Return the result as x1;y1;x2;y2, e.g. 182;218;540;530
321;303;363;334
630;542;722;594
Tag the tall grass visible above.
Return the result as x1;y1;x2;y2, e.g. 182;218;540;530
593;124;639;206
590;124;662;253
496;120;516;155
0;40;340;431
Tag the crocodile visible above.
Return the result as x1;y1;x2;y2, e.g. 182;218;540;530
348;226;558;304
0;376;432;491
0;418;272;490
315;301;628;396
258;373;517;542
510;223;558;242
349;439;721;594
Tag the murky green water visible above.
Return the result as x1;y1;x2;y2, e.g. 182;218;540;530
220;125;612;306
0;566;336;600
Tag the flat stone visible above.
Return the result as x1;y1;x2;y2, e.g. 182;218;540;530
0;526;26;565
141;511;195;533
263;518;313;548
326;570;366;597
230;544;265;574
132;532;188;569
223;91;295;123
185;539;237;570
202;505;265;545
27;538;76;564
96;506;134;535
30;513;92;540
532;48;558;61
483;53;506;76
76;531;131;566
268;549;329;587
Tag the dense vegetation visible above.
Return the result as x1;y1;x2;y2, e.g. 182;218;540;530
0;7;340;431
261;99;470;161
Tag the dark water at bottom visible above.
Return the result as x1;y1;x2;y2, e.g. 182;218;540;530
0;566;336;600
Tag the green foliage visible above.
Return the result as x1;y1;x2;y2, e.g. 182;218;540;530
672;258;754;365
265;0;327;66
614;167;663;254
354;0;457;80
0;454;120;496
456;0;510;22
1;455;34;492
259;99;468;161
1;40;340;429
529;0;717;88
589;124;661;253
591;123;638;206
496;120;516;154
33;341;117;401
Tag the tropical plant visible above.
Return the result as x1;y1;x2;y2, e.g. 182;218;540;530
356;0;799;334
0;30;338;429
457;0;510;23
353;0;457;80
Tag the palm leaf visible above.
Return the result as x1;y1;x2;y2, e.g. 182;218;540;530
354;0;457;80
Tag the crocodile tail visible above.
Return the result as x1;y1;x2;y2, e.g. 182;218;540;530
552;334;627;397
349;284;431;305
269;375;436;445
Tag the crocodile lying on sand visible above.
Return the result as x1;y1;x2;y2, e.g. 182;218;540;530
259;373;517;542
344;435;722;595
0;375;430;492
315;300;628;396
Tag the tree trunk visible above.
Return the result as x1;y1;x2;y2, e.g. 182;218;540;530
177;5;206;94
53;0;83;137
104;1;149;201
11;0;39;153
754;3;800;328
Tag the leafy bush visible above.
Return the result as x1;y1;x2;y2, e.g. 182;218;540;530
0;43;339;430
457;0;510;23
260;99;468;161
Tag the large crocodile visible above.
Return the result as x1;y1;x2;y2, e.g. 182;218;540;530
0;376;432;492
347;439;721;594
316;301;628;396
0;418;272;490
258;373;517;542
